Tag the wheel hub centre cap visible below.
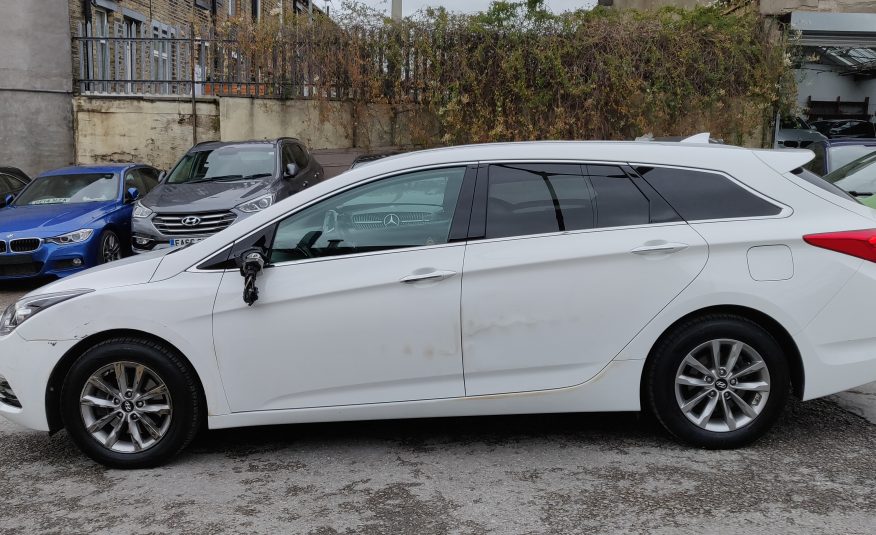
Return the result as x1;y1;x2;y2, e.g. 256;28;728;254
121;400;135;413
714;379;728;391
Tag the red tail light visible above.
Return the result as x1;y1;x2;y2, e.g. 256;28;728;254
804;229;876;262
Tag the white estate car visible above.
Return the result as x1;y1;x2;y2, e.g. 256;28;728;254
2;141;876;468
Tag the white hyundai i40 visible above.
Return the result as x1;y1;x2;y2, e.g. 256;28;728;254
2;141;876;468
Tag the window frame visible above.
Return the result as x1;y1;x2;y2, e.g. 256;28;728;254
469;160;693;244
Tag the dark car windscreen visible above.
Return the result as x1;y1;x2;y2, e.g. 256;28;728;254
14;173;119;205
167;145;276;184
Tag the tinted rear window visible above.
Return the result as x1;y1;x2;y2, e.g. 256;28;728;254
486;164;594;239
588;165;651;228
636;167;782;221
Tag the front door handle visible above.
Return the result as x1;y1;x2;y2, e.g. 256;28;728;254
400;270;457;283
631;242;689;255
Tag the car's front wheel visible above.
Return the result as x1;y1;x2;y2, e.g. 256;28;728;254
98;229;122;264
60;337;202;468
646;314;790;449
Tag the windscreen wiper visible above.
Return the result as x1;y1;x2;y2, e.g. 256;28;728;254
848;190;874;197
187;174;244;183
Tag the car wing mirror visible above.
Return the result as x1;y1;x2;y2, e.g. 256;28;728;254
158;171;167;181
1;194;13;208
285;163;299;178
125;187;140;203
236;247;267;306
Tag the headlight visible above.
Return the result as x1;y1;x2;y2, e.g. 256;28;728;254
45;228;94;245
237;194;274;213
0;289;93;336
133;202;153;218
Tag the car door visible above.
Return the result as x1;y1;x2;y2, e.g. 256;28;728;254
460;162;708;396
212;165;476;412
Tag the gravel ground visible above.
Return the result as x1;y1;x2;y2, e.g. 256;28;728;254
1;283;874;534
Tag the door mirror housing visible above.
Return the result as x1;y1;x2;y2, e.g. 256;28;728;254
1;194;13;208
125;187;140;203
158;171;167;181
236;247;268;306
284;163;299;178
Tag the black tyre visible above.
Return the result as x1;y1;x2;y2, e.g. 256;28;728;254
645;314;790;449
60;337;202;468
98;229;123;264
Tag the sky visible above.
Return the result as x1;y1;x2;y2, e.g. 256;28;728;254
323;0;598;17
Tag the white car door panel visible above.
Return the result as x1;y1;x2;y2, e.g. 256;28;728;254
213;247;466;411
212;166;472;412
460;162;709;396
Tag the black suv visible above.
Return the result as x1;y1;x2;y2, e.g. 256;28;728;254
132;138;323;252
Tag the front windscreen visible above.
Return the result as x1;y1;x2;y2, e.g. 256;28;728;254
828;145;876;172
14;173;119;205
167;145;276;184
824;152;876;195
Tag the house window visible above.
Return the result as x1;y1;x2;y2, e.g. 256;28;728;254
251;0;261;22
228;0;236;16
195;0;212;9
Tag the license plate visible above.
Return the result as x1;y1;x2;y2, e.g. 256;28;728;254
170;237;203;247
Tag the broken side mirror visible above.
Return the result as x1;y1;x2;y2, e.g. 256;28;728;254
284;163;299;178
236;247;267;306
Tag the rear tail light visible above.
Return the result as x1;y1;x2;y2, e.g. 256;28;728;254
804;229;876;263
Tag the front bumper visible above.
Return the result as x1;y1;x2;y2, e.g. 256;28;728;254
0;332;77;431
0;235;99;279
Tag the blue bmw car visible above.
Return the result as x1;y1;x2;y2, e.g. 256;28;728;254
0;164;160;279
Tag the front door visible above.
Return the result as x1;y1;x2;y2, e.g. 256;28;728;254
461;163;708;396
213;166;473;411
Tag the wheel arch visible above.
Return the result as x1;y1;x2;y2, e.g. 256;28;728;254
45;329;207;433
640;305;805;409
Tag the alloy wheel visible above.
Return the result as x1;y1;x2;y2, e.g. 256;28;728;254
79;361;173;453
101;232;121;263
674;339;771;433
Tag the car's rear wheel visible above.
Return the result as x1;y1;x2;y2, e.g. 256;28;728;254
98;230;122;264
60;337;202;468
646;314;790;449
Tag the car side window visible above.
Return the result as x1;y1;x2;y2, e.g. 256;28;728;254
635;166;782;221
485;163;594;239
0;174;15;191
138;169;160;193
124;170;145;195
290;144;309;168
281;144;296;172
587;165;651;228
270;167;467;263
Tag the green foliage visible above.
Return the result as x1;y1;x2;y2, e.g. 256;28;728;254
214;2;795;146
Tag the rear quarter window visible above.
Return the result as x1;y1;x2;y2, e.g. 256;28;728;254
635;166;782;221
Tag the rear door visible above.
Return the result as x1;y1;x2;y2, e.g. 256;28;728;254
460;162;708;396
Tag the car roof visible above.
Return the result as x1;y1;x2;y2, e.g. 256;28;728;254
825;138;876;147
37;164;145;177
188;139;298;153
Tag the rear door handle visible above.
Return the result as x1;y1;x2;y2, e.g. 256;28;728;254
631;242;689;255
400;270;457;283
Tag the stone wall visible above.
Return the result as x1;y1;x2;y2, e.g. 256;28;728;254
760;0;876;14
73;96;437;170
0;0;75;175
